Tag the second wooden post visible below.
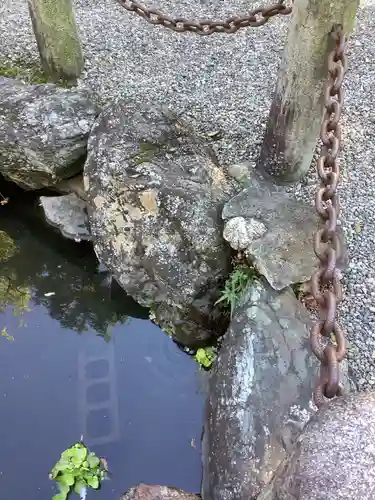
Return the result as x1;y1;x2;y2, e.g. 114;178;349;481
257;0;359;183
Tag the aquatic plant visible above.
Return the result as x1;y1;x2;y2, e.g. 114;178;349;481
195;346;216;369
50;442;106;500
1;327;14;341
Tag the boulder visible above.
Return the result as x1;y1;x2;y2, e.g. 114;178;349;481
202;278;351;500
84;101;235;346
222;173;347;290
0;77;98;190
39;193;91;241
121;484;199;500
259;391;375;500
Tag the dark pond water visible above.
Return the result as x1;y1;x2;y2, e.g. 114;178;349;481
0;195;205;499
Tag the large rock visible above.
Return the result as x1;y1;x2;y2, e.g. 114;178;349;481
222;173;347;290
39;193;91;241
121;484;199;500
259;391;375;500
0;77;98;190
84;101;235;346
202;278;351;500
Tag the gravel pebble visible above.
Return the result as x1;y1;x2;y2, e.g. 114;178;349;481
1;0;375;388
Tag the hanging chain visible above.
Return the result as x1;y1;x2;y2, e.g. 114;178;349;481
116;0;292;35
310;28;348;408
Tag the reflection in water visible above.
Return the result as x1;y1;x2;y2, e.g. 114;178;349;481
0;205;148;337
78;341;121;447
0;202;205;499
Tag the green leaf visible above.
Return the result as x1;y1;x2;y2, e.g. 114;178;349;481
70;446;87;467
87;475;99;489
50;468;59;480
87;453;100;468
58;472;75;486
53;456;70;473
74;481;87;494
214;294;227;305
53;494;67;500
61;448;74;460
57;482;70;496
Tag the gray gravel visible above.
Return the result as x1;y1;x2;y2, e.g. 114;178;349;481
1;0;375;389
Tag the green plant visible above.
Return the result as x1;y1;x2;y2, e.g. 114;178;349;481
49;442;106;500
215;265;258;317
0;57;72;87
1;327;14;341
195;347;216;368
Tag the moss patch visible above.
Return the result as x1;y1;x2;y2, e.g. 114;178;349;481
132;142;161;166
0;57;73;87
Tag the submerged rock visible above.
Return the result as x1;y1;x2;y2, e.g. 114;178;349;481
202;278;351;500
259;391;375;500
39;193;91;241
0;77;98;190
222;173;347;290
121;484;199;500
84;101;235;346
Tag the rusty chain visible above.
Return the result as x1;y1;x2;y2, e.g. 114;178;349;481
116;0;292;35
311;28;348;408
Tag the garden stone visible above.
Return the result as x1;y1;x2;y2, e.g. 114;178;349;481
39;193;91;241
121;484;199;500
84;100;235;346
202;278;351;500
258;391;375;500
222;173;347;290
227;162;252;186
0;77;98;190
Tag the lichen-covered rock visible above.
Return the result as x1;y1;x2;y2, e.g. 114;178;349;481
222;173;347;290
121;484;199;500
259;391;375;500
84;101;235;346
39;193;91;241
0;77;98;189
202;278;351;500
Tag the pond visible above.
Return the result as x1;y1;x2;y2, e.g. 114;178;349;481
0;194;205;500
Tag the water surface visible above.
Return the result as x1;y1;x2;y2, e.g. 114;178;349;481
0;203;205;499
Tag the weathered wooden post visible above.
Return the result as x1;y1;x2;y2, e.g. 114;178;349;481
257;0;359;183
27;0;84;82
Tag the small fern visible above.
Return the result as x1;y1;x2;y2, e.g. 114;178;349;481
215;266;258;318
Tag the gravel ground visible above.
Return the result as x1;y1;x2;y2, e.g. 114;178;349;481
1;0;375;389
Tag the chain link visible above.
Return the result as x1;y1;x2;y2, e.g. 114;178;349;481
116;0;292;35
311;28;348;408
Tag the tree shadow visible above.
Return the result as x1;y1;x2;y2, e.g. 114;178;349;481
0;182;149;339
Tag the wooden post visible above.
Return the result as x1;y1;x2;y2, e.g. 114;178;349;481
257;0;359;183
27;0;84;82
